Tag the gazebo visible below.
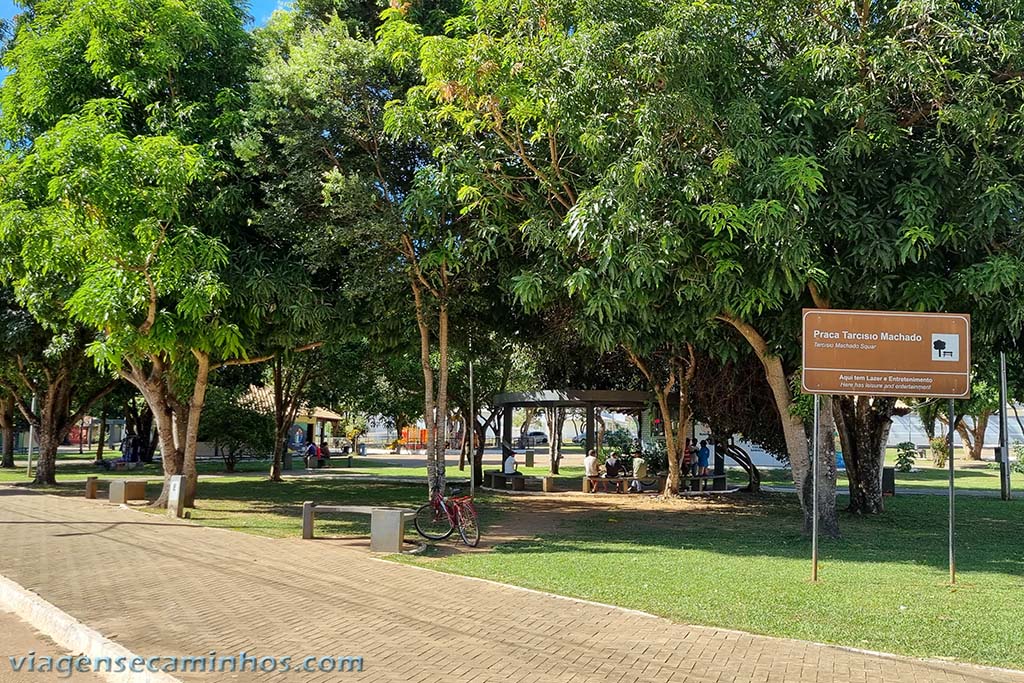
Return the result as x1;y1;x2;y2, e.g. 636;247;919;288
491;389;654;456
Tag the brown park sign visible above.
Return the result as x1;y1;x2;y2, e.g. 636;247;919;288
802;309;971;398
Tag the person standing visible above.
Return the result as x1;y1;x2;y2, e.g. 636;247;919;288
584;448;602;493
698;439;711;477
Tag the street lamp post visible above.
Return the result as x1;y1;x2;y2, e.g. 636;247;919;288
25;393;37;478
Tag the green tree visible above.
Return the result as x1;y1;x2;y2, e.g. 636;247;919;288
198;385;275;472
379;0;841;530
242;6;503;497
0;0;258;504
0;288;118;484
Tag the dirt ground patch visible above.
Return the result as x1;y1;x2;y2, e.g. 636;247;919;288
417;489;778;558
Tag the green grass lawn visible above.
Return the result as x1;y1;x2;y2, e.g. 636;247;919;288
0;458;272;483
401;492;1024;670
757;461;1023;493
124;477;506;539
342;456;1023;495
38;464;1021;669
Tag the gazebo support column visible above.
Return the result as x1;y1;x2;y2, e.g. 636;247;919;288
585;406;596;454
502;406;514;458
713;444;726;491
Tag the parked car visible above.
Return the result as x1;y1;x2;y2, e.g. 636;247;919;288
517;430;549;447
571;432;588;445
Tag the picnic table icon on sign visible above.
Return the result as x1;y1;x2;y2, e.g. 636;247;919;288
931;334;959;361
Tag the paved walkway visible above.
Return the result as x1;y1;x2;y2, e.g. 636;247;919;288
0;489;1021;683
0;608;104;682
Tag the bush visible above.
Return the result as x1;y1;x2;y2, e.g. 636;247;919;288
198;387;274;472
930;436;948;468
642;441;670;474
1013;444;1024;475
895;442;916;473
604;428;638;453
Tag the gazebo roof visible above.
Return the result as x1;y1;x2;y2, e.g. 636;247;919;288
492;389;652;409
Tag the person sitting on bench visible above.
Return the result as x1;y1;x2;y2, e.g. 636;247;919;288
503;451;519;475
628;454;647;493
604;452;625;493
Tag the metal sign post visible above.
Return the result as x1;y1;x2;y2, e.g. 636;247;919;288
948;397;956;585
801;309;971;584
811;394;820;582
999;352;1011;500
25;394;37;478
469;345;475;497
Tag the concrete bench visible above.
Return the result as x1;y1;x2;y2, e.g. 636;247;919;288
108;480;148;504
301;502;415;553
485;471;554;492
682;473;729;492
584;476;631;493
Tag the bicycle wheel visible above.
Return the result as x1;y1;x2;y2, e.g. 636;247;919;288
414;502;454;540
456;502;481;547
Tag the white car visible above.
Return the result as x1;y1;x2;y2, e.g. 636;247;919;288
571;432;588;445
518;431;549;446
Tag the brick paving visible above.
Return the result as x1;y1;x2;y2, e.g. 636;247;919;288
0;609;104;682
0;488;1021;683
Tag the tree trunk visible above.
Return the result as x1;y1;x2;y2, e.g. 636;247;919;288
721;442;760;492
834;396;895;515
432;303;450;494
33;429;60;485
546;407;560;474
179;351;211;507
625;348;694;497
31;380;72;486
457;411;467;470
95;408;108;460
969;414;989;460
270;357;286;482
720;314;839;537
125;359;183;508
473;418;486;485
409;265;447;497
595;412;606;451
555;409;565;471
519;407;537;443
809;397;840;538
0;396;15;468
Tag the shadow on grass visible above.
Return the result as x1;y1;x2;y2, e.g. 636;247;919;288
475;492;1024;577
196;479;1024;577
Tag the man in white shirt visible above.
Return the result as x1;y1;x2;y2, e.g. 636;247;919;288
583;449;602;492
629;455;647;493
503;452;518;475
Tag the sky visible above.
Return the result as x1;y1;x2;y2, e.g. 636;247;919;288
0;1;285;83
0;0;285;28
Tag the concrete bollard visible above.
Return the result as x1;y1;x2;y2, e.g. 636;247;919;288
85;477;98;500
108;480;127;504
302;501;315;539
166;475;185;518
370;508;406;553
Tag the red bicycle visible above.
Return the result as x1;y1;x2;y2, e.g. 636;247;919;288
414;488;480;547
